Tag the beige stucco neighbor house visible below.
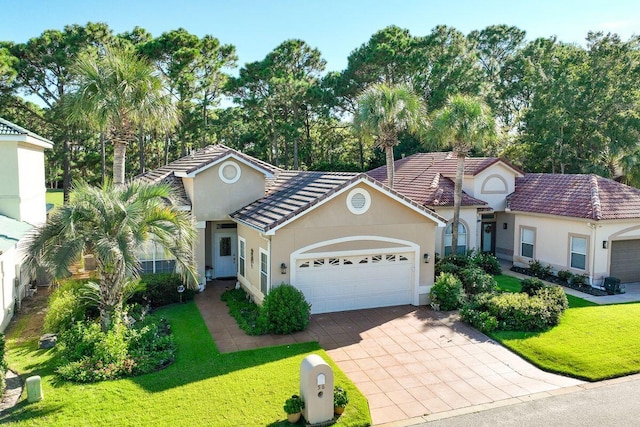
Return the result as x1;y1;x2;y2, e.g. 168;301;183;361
369;152;640;287
0;118;52;331
138;145;446;314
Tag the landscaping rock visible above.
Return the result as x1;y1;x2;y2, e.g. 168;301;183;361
38;333;57;349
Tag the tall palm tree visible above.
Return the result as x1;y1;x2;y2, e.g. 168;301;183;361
67;46;177;185
429;94;496;254
354;83;425;188
24;180;197;332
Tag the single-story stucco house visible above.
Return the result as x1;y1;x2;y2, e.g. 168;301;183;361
138;145;640;313
0;118;52;331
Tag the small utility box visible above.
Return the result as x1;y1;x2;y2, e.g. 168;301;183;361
300;354;334;424
26;375;43;403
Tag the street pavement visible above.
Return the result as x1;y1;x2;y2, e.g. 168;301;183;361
407;374;640;427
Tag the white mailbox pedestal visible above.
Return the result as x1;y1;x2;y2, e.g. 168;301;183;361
300;354;334;424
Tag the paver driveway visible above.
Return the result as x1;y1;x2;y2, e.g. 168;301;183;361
196;280;583;425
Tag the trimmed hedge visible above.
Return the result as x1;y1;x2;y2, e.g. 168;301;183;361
459;267;497;295
258;283;311;335
131;273;195;307
521;277;545;296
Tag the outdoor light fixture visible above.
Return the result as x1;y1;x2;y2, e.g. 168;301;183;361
280;262;287;274
603;241;608;249
503;222;508;230
177;285;185;303
423;253;430;263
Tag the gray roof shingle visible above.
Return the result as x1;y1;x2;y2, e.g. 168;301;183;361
0;117;53;146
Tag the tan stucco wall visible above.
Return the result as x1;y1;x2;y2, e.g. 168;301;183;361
191;160;267;221
236;223;269;303
270;183;438;303
495;212;515;261
512;212;640;285
473;163;518;211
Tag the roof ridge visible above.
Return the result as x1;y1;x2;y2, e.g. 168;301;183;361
590;174;602;220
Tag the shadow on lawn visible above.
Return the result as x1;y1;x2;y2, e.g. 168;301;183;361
131;302;321;393
0;400;64;423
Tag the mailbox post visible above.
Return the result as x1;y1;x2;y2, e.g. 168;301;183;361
300;354;334;424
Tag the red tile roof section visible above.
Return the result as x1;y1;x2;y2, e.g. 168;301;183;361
367;152;489;207
507;174;640;220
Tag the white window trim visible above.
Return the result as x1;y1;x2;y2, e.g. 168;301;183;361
238;236;246;277
569;235;588;271
346;188;371;215
218;160;241;184
259;247;269;296
520;227;535;259
443;221;468;255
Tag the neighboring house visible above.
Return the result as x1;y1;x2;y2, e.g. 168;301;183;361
137;145;446;314
369;152;640;287
0;118;52;331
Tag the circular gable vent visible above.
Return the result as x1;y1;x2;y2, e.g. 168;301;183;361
347;188;371;214
219;160;241;184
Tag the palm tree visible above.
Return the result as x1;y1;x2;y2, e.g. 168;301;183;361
67;46;177;185
25;180;197;332
429;94;496;254
354;83;425;188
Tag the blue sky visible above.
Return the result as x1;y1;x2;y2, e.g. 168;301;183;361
2;0;639;72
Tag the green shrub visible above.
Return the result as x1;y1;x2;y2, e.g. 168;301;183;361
528;259;552;278
44;278;99;333
440;254;471;268
435;261;461;277
221;288;264;335
470;251;502;275
570;274;589;287
557;270;573;283
0;333;6;394
459;267;497;295
56;313;175;383
430;273;465;311
258;283;311;335
521;278;545;296
459;307;498;333
131;273;195;307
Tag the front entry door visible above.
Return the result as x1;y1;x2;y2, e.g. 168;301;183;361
214;231;237;278
481;222;496;254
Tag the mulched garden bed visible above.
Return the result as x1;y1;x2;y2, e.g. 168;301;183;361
511;266;608;296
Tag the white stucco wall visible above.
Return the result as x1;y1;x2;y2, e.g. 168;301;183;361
473;163;520;211
0;245;28;332
432;206;480;256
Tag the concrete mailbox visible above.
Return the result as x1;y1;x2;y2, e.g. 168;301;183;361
300;354;334;424
26;375;43;403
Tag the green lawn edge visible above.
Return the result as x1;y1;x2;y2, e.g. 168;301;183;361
2;302;371;426
492;275;640;382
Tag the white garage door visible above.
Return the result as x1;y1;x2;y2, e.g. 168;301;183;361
294;251;415;314
610;240;640;283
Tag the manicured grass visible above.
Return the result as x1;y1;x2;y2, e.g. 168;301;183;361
2;303;371;426
45;189;63;208
492;275;639;381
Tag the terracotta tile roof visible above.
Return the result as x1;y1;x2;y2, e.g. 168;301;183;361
136;144;282;207
367;152;489;207
231;171;446;232
507;174;640;220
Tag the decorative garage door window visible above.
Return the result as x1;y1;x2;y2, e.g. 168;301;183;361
218;160;241;183
297;253;410;269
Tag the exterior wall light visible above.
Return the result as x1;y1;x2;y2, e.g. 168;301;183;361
423;253;430;263
603;241;608;249
280;262;287;274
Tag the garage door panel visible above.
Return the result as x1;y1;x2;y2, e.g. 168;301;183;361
294;251;414;314
610;240;640;283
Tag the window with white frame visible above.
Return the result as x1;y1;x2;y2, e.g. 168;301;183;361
138;241;176;274
260;249;269;295
444;222;467;255
238;237;246;277
521;228;535;258
570;236;587;270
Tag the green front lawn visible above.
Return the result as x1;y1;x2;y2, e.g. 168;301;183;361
45;189;63;208
492;275;639;381
2;303;371;426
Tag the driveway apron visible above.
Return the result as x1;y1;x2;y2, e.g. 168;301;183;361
196;280;583;425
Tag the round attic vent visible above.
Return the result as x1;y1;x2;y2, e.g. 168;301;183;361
347;188;371;215
219;160;241;184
